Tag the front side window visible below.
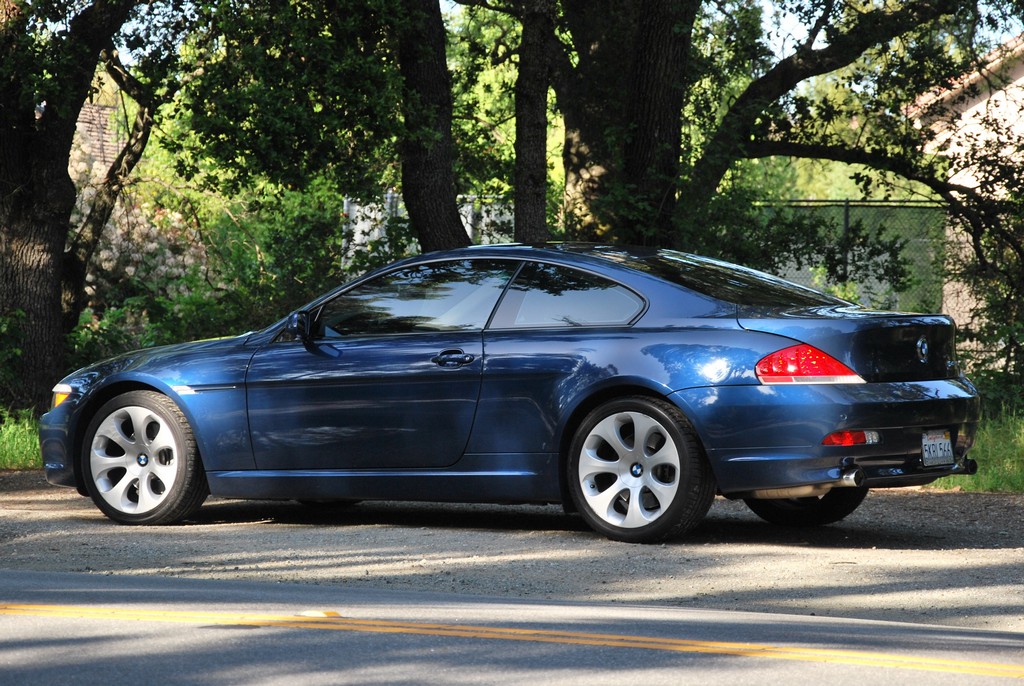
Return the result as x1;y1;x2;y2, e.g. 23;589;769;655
491;262;644;329
317;260;517;338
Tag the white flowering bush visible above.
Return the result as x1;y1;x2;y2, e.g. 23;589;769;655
67;119;210;365
83;203;205;308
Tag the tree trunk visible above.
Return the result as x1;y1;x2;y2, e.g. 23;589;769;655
551;1;697;245
395;0;471;253
621;0;698;246
0;124;79;410
513;0;555;244
1;0;139;409
554;0;638;240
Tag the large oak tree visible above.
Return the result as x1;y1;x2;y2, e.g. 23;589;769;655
1;0;152;408
1;0;470;408
5;0;1024;410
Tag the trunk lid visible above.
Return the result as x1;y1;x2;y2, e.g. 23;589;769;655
738;305;961;383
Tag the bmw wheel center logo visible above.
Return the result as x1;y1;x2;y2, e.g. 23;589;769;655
630;463;644;477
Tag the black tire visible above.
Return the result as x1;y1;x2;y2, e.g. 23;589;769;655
567;396;715;543
743;487;869;527
81;391;208;524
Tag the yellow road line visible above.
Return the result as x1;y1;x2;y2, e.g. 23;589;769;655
2;604;1022;679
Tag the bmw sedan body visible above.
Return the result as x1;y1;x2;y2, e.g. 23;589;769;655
40;244;980;543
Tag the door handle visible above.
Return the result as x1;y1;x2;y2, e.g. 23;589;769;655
431;349;476;368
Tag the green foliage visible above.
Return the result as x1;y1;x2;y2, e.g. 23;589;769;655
685;1;774;158
197;181;416;322
0;312;25;401
65;169;421;371
932;411;1024;493
67;303;162;372
809;266;862;303
448;7;518;200
342;214;420;275
941;177;1024;416
673;171;911;301
172;0;403;197
820;219;910;305
970;367;1024;418
675;184;820;271
959;280;1024;415
221;179;353;314
0;408;40;470
175;0;531;205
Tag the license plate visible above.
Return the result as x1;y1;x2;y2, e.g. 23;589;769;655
922;430;954;466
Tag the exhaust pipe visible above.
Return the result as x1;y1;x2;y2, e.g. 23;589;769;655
748;467;865;499
838;467;864;487
963;458;979;475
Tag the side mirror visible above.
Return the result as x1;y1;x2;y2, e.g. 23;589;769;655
286;311;312;341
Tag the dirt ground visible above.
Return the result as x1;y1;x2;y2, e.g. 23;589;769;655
1;469;1022;633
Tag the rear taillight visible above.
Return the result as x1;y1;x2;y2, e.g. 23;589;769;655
756;344;865;384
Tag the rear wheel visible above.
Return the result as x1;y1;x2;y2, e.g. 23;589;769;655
567;397;715;543
82;391;208;524
743;487;868;527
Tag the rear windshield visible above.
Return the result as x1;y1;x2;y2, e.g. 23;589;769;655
627;250;845;308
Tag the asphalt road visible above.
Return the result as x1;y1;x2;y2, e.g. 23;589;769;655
3;570;1023;685
2;470;1023;683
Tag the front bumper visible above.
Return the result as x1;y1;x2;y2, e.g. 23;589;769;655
39;397;82;491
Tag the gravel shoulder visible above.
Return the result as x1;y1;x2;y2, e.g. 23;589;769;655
2;469;1022;633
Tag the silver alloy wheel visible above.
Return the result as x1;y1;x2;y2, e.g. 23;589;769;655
89;404;180;515
576;410;681;529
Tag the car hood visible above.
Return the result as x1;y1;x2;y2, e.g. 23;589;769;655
62;333;256;392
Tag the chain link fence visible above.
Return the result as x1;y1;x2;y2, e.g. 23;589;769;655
773;199;948;313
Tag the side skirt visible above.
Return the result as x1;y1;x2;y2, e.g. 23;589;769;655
205;453;563;504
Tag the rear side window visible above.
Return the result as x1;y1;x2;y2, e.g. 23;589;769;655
490;262;644;329
638;251;844;308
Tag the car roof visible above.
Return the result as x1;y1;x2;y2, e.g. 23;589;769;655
411;243;844;309
408;242;674;275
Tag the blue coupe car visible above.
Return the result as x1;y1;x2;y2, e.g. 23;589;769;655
40;244;980;543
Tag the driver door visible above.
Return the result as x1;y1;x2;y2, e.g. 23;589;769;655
245;259;518;471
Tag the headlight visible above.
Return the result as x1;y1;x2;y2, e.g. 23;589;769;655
51;384;73;409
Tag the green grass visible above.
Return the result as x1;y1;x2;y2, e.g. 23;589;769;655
1;405;1022;490
933;411;1024;492
0;408;41;470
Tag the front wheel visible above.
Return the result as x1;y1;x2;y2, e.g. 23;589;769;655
567;397;715;543
82;391;208;524
743;487;869;527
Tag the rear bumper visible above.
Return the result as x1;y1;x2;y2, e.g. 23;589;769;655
671;377;980;495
